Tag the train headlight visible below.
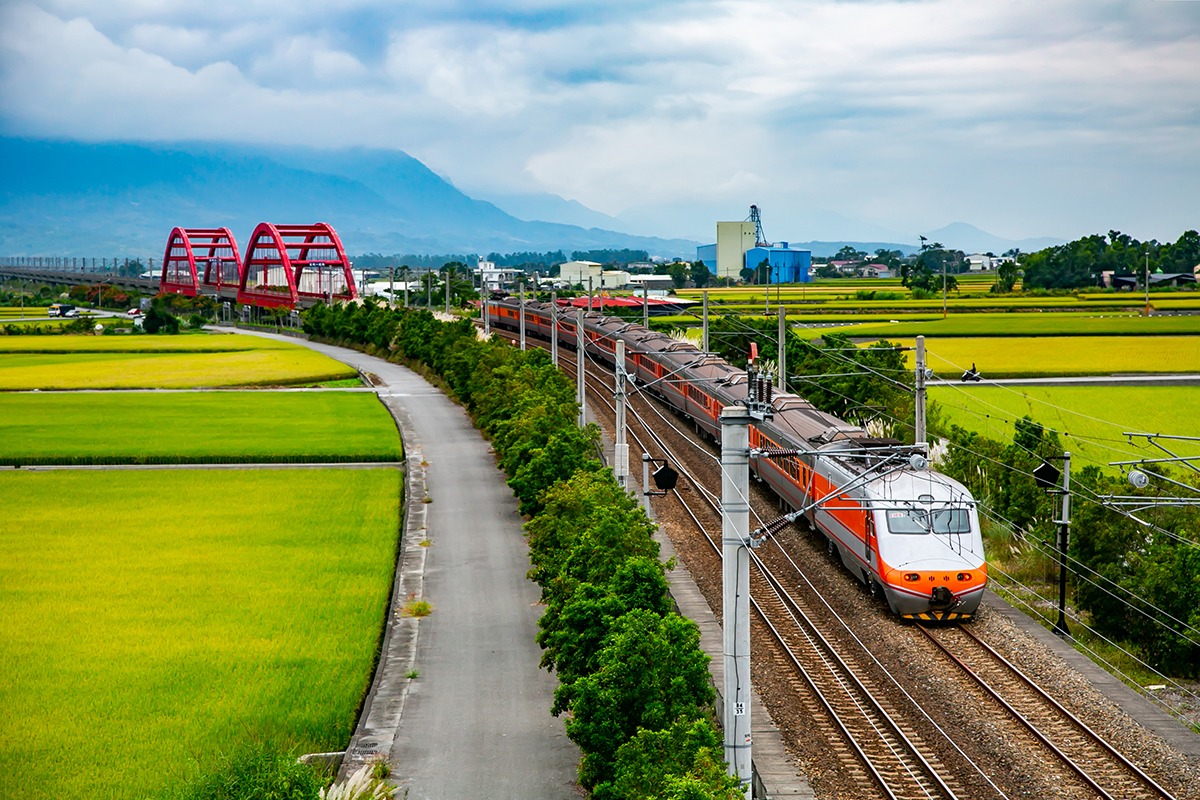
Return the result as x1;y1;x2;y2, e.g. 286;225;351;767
957;572;971;582
904;573;920;582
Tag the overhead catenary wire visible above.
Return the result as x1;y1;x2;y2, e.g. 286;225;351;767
517;299;1200;680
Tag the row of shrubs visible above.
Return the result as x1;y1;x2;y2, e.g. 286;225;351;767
303;299;744;799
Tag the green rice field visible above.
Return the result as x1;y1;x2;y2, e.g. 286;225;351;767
897;336;1200;377
0;346;356;389
0;333;302;352
930;385;1200;470
0;392;401;464
797;312;1200;339
0;468;402;800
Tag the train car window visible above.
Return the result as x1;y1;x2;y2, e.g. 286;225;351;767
886;508;971;534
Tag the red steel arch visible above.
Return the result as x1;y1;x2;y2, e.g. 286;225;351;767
237;222;357;309
160;227;242;297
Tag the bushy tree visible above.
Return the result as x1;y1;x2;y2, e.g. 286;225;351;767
142;298;179;334
593;718;742;800
566;609;715;790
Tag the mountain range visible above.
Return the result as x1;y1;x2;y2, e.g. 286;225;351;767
0;137;1064;260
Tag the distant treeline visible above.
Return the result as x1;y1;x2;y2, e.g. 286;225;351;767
1023;229;1200;290
351;248;651;271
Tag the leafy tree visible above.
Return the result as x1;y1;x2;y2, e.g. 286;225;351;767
834;245;867;262
566;609;715;790
873;248;903;268
142;297;179;334
992;256;1019;294
525;470;652;588
543;556;672;713
668;261;689;289
690;260;712;289
593;718;742;800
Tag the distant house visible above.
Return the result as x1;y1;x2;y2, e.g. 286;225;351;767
1150;273;1198;288
829;260;859;275
558;260;604;287
861;264;893;278
966;254;992;271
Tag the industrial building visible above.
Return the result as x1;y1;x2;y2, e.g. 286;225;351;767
697;212;811;284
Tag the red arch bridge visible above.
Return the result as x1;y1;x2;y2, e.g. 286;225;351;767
160;222;358;310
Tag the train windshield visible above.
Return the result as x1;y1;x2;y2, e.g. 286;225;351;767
886;507;971;535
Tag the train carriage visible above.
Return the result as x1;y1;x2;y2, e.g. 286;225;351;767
486;296;987;620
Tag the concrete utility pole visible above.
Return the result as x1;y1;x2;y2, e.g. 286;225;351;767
1054;452;1072;638
482;272;490;336
914;335;927;450
445;267;451;315
614;340;629;489
550;291;558;366
403;268;409;309
702;290;710;352
720;405;753;798
389;266;395;309
777;306;787;392
519;280;527;351
576;308;587;427
588;276;594;311
642;283;649;328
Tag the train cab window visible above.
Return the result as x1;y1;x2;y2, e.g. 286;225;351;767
886;508;971;535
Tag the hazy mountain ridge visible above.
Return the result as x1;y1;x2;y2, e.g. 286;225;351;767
0;138;1065;261
0;138;700;258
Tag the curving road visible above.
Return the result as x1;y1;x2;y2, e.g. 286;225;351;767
225;328;580;799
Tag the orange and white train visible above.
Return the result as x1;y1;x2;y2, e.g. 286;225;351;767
488;297;987;621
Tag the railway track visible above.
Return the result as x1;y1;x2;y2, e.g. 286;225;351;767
918;624;1176;800
548;333;975;800
486;321;1184;800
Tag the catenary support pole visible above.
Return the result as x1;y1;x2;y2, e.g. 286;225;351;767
720;405;753;799
642;452;652;514
576;308;586;427
519;280;526;351
702;290;710;353
643;283;649;328
445;267;450;315
914;335;927;450
550;291;558;366
1054;451;1072;638
614;340;629;489
389;266;395;309
777;305;787;392
482;274;489;336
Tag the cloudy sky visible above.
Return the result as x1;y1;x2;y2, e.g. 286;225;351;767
1;0;1198;243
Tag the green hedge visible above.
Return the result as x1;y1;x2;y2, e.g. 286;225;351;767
304;300;743;798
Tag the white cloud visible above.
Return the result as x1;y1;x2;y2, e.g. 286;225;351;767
2;0;1199;242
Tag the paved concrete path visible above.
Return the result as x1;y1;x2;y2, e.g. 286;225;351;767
226;330;580;799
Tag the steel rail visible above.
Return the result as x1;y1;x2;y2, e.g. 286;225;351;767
554;333;960;800
918;624;1177;800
